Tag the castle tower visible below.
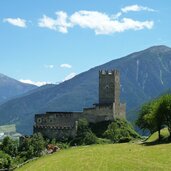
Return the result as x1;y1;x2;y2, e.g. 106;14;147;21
99;70;126;118
99;70;120;104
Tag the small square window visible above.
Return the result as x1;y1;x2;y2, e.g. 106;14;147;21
38;119;42;123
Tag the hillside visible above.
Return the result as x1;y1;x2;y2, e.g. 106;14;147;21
0;73;37;104
16;143;171;171
1;45;171;134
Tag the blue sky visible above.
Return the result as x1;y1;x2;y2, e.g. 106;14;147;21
0;0;171;86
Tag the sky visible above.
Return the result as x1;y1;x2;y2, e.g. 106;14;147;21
0;0;171;86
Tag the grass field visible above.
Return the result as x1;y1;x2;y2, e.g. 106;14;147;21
16;141;171;171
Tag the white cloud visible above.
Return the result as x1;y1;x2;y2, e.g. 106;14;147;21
38;6;155;35
44;65;54;69
63;72;76;81
38;15;56;30
70;11;153;34
19;79;51;87
120;18;153;30
38;11;72;33
60;64;72;68
3;18;26;27
121;5;156;13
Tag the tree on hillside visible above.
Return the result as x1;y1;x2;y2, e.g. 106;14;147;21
1;137;18;157
19;133;45;159
136;94;171;141
31;133;45;157
19;137;34;160
152;100;165;141
136;102;156;134
156;94;171;139
0;151;13;169
136;99;164;140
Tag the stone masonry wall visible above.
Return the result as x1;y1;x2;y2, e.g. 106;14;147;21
34;112;80;140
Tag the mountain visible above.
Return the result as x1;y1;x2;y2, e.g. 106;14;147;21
0;73;37;104
0;45;171;134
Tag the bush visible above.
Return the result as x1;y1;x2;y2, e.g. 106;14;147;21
103;119;140;143
83;131;97;145
31;133;45;157
18;133;46;160
1;136;18;157
0;151;14;169
70;119;98;146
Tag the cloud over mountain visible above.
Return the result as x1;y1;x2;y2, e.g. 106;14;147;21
19;79;50;86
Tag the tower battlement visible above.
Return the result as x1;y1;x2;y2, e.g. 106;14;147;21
99;70;119;75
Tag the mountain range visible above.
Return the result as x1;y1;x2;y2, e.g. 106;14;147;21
0;73;37;104
1;45;171;134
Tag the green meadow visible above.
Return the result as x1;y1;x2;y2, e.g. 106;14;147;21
16;136;171;171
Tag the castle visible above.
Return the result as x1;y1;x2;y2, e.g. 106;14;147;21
33;70;126;140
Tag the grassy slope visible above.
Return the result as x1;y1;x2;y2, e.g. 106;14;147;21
146;128;170;143
16;142;171;171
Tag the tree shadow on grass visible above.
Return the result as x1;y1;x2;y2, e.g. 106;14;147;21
141;136;171;146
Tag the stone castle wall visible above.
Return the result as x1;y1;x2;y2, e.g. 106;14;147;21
113;103;126;119
119;103;126;119
33;105;115;140
81;104;114;122
33;126;77;140
34;112;80;140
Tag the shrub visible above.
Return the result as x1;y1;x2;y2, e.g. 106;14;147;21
18;133;46;160
0;151;13;169
1;136;18;157
83;131;97;145
70;118;98;145
103;119;140;143
31;133;45;157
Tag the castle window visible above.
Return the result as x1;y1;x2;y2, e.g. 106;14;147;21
38;118;42;123
105;85;109;89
